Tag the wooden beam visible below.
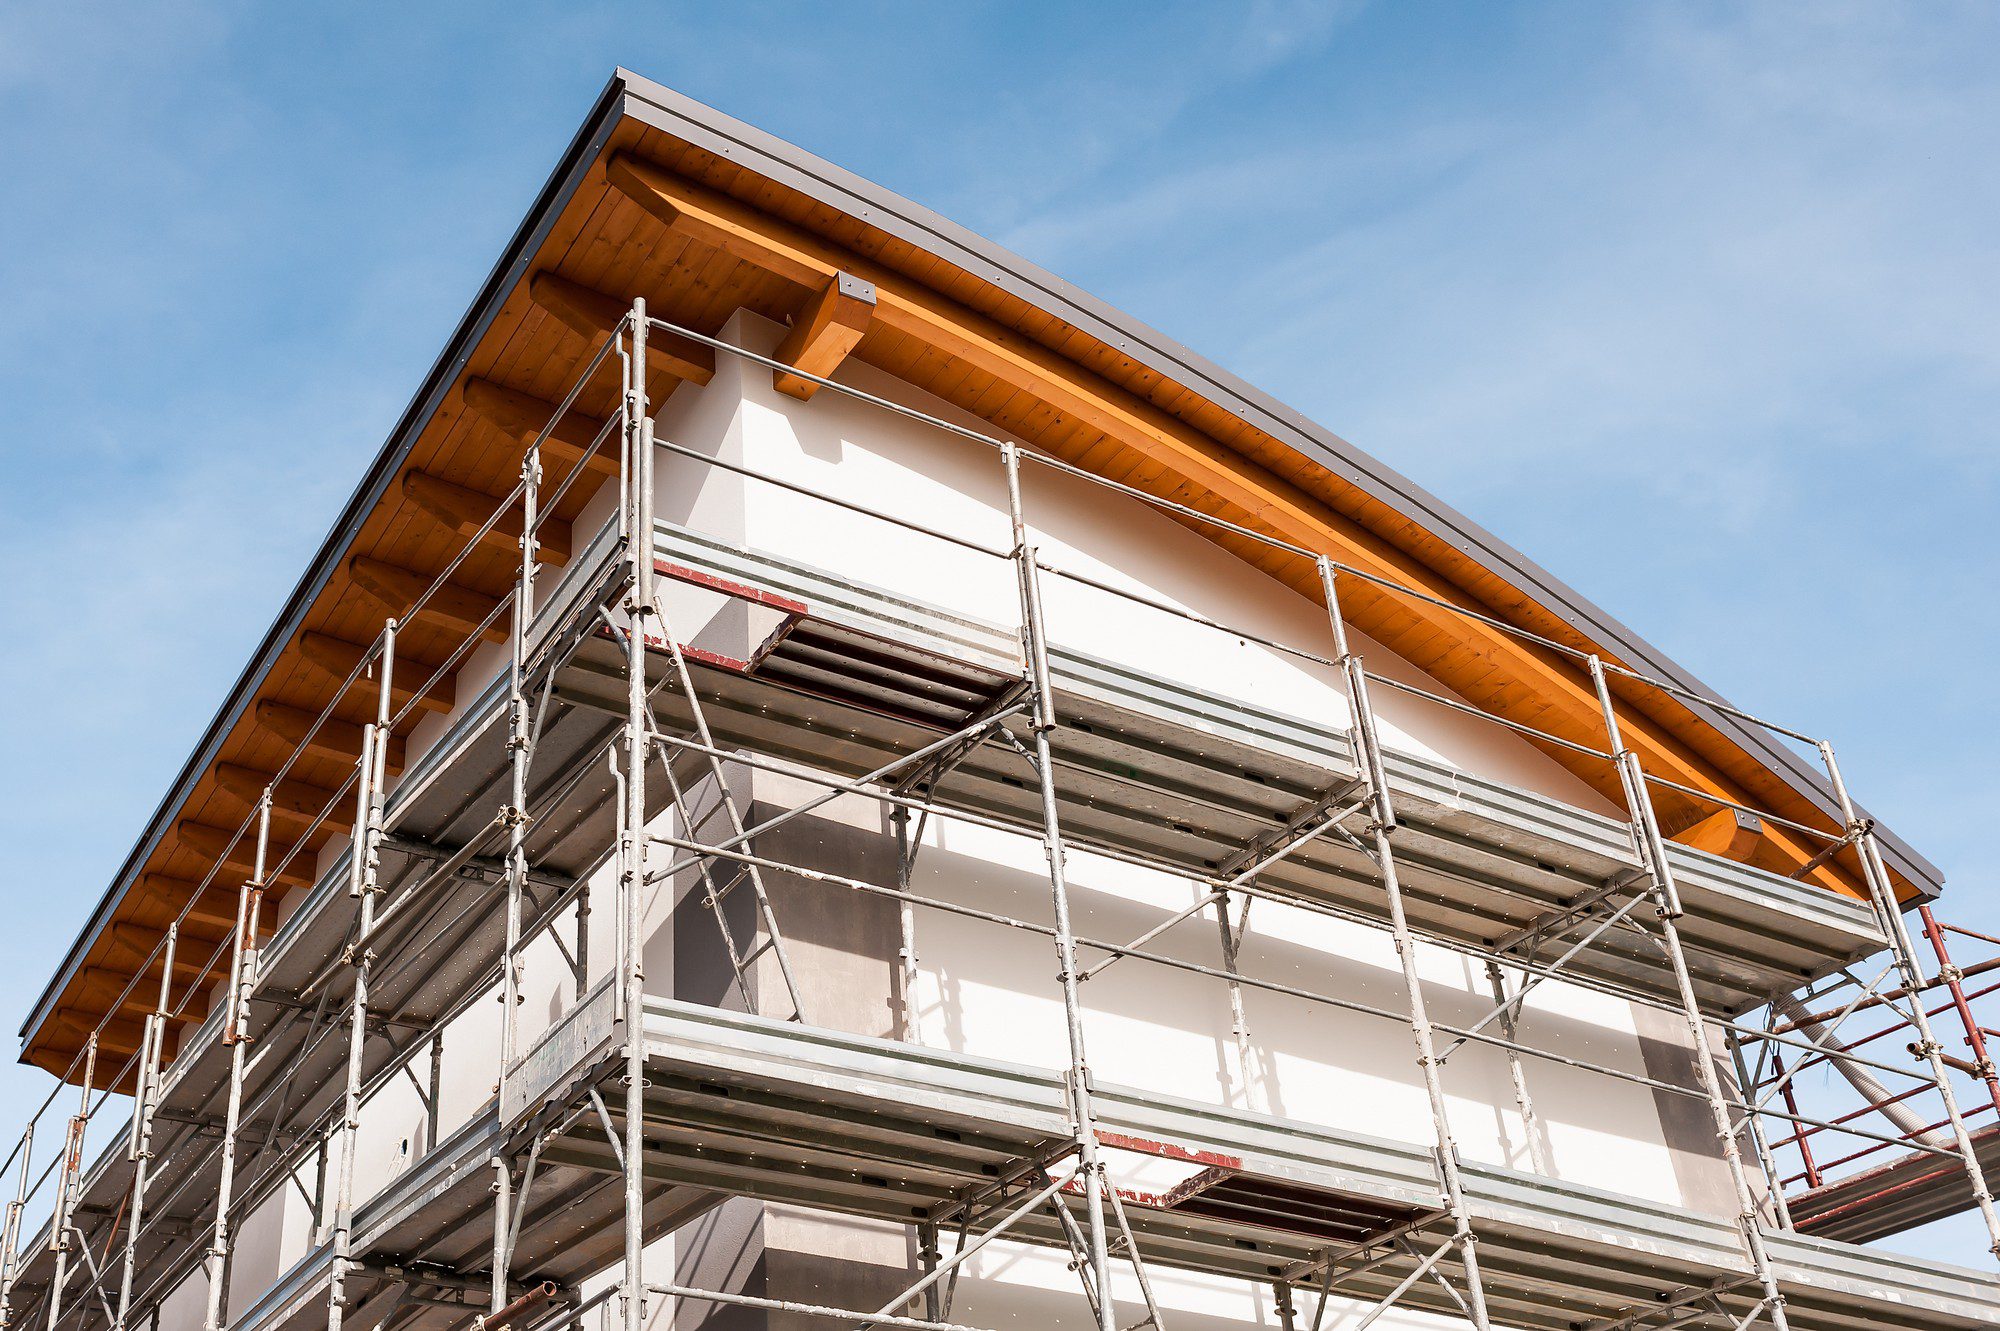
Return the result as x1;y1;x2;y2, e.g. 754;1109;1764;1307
460;377;618;481
346;556;510;646
602;148;1858;895
105;988;202;1025
252;699;407;773
296;632;456;716
1674;807;1766;863
400;470;571;565
772;272;875;399
92;940;212;986
109;920;228;961
50;1012;146;1058
136;874;242;934
212;762;354;833
176;820;317;889
526;271;716;385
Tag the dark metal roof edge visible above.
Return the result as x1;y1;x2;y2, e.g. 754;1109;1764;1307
611;68;1940;896
18;74;635;1052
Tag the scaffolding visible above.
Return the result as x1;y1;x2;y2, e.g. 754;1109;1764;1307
2;301;1999;1331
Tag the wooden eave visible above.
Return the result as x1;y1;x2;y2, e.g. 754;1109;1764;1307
18;71;1937;1082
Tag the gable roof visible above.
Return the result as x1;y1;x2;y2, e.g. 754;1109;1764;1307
17;68;1938;1076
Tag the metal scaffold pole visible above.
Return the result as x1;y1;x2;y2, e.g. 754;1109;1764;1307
115;917;178;1331
1818;740;2000;1259
1587;656;1791;1331
326;621;396;1331
618;299;654;1331
0;1120;35;1330
1316;556;1494;1331
203;794;271;1331
492;359;545;1321
1001;440;1120;1331
43;1038;96;1331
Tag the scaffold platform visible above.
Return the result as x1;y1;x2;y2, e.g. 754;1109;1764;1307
0;521;1947;1331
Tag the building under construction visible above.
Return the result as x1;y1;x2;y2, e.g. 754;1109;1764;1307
3;69;1998;1331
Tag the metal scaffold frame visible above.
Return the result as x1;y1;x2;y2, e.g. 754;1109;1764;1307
2;299;1998;1331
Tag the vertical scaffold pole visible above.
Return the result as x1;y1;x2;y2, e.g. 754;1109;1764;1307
499;419;543;1069
1818;741;2000;1259
327;623;395;1331
0;1119;36;1331
891;806;921;1043
1001;441;1118;1331
492;341;545;1320
204;794;271;1331
116;917;179;1331
1482;960;1549;1176
619;300;654;1331
1587;657;1790;1331
1728;1029;1793;1231
44;1036;96;1331
1315;557;1493;1331
1918;906;2000;1123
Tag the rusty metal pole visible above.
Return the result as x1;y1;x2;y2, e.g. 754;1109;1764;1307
1820;740;2000;1259
1917;906;2000;1120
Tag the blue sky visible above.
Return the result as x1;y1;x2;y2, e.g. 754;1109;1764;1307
3;0;1997;1271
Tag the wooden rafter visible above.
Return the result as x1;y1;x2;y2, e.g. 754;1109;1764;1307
526;270;716;385
460;377;618;481
175;821;317;889
346;556;510;646
212;762;354;834
50;1012;146;1057
137;874;242;934
252;700;407;774
297;631;457;716
401;469;572;565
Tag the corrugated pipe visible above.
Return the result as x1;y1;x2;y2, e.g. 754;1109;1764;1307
1770;992;1947;1148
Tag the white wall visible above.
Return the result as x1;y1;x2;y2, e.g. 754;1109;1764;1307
165;309;1720;1331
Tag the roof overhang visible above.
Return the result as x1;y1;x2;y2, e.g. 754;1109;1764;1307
17;69;1941;1074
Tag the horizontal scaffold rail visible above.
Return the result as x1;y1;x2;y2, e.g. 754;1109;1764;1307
548;522;1886;1018
0;516;1918;1331
135;997;2000;1331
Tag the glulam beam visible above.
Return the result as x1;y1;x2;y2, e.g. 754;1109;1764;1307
176;821;317;889
601;146;1854;894
212;762;354;835
136;875;243;934
772;272;875;399
1675;807;1767;863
